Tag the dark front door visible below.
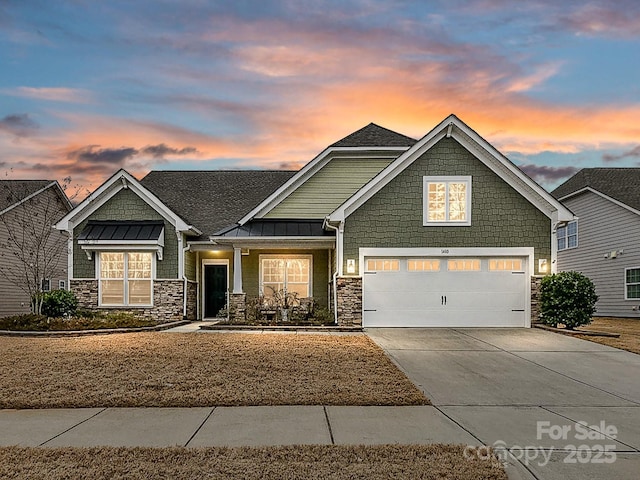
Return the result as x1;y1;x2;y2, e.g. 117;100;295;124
204;264;227;318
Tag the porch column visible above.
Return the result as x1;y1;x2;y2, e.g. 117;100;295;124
233;247;243;293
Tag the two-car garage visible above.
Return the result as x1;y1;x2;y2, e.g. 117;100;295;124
361;248;532;327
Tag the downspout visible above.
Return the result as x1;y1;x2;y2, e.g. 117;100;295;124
323;218;340;324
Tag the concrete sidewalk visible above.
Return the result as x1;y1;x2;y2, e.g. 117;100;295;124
0;405;477;448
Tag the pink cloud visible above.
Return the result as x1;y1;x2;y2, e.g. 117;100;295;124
6;87;94;103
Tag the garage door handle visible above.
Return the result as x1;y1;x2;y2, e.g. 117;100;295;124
512;309;524;312
441;295;447;305
364;309;377;312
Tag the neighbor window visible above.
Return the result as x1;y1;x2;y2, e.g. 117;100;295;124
260;256;311;298
407;259;440;272
447;259;480;271
41;278;51;292
423;176;471;226
366;259;400;272
625;268;640;300
99;252;153;306
59;280;66;290
557;220;578;251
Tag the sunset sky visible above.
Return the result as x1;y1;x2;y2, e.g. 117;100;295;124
1;0;639;197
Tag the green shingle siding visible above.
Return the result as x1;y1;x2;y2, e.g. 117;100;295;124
343;137;551;274
72;188;179;279
264;156;395;219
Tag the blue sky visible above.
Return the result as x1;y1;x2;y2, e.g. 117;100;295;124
1;0;639;195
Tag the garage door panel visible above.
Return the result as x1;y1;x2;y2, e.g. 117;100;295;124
362;255;528;328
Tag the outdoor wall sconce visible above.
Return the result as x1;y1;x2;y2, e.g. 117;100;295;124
346;259;356;274
538;258;548;273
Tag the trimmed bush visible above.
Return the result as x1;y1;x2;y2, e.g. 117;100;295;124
41;289;78;317
539;271;598;329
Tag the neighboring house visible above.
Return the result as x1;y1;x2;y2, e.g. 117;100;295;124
55;115;573;327
0;180;72;317
552;168;640;318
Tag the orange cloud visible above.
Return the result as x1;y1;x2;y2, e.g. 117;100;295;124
5;87;94;103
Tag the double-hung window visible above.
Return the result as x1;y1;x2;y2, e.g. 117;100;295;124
557;220;578;251
99;252;153;306
260;255;311;299
625;268;640;300
423;176;471;226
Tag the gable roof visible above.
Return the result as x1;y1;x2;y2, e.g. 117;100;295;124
330;123;417;148
238;124;414;224
328;114;575;223
141;171;296;239
55;169;201;235
0;180;72;216
552;168;640;212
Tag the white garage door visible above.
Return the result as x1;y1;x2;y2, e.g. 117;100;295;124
363;255;528;327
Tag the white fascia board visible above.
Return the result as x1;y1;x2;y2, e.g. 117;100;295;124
238;146;410;224
558;187;640;218
0;181;59;217
329;115;574;223
55;169;201;235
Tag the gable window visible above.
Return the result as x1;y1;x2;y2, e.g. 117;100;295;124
260;255;311;299
557;220;578;251
99;252;153;306
625;268;640;300
423;176;471;226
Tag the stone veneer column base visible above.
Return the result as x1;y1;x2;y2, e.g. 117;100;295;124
336;277;362;326
70;279;185;323
186;280;198;320
531;276;544;324
229;293;247;321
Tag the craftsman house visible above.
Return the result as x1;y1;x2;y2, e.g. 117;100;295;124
55;115;574;327
553;168;640;318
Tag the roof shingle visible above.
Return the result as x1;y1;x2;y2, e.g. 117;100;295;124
140;171;296;239
0;180;54;212
552;168;640;212
330;123;417;148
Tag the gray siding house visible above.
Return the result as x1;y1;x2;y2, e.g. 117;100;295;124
56;115;573;327
0;180;72;317
553;168;640;318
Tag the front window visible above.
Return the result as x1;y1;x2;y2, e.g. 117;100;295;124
423;176;471;226
557;220;578;251
626;268;640;300
99;252;153;306
260;256;311;299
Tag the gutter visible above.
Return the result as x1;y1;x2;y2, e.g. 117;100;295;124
323;218;340;325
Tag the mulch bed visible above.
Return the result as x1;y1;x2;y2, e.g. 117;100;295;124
0;445;507;480
0;333;429;408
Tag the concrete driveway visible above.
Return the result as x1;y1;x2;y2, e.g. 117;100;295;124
366;327;640;480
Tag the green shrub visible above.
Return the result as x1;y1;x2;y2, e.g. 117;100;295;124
539;271;598;329
0;313;49;331
41;289;78;317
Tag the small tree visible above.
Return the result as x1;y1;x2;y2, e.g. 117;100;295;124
539;271;598;329
0;175;80;314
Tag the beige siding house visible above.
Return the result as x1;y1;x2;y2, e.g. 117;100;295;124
553;168;640;318
0;180;72;317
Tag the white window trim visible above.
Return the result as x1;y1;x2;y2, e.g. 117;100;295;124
258;254;313;298
557;220;578;251
97;251;156;307
625;267;640;300
423;176;472;226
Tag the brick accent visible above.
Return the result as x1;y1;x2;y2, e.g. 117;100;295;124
229;293;247;321
70;279;184;322
336;277;362;326
531;275;543;324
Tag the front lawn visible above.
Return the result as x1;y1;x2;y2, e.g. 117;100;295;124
0;445;506;480
573;317;640;354
0;333;428;408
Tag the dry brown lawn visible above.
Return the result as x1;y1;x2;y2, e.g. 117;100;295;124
0;445;507;480
0;333;428;408
573;317;640;354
